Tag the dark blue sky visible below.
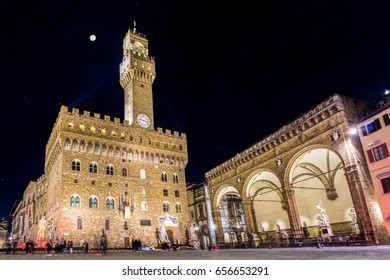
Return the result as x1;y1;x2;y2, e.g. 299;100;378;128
1;0;389;224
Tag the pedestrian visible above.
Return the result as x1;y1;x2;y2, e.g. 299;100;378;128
316;237;321;249
12;241;17;254
6;241;11;254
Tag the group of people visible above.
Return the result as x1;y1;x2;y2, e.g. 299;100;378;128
132;239;142;251
53;240;74;253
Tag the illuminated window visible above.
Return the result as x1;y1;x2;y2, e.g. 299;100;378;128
360;118;381;136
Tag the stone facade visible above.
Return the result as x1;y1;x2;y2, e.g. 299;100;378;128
206;94;389;245
10;26;190;248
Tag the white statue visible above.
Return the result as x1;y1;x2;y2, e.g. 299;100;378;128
189;226;197;241
273;222;280;232
251;233;260;240
37;216;47;240
160;224;170;245
348;208;357;224
315;202;329;226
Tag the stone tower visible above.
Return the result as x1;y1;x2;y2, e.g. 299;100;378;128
120;22;156;130
10;24;190;248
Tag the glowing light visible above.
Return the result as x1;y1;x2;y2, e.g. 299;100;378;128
89;34;96;41
349;127;357;135
385;89;390;95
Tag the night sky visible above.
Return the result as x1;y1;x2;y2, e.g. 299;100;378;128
1;0;389;224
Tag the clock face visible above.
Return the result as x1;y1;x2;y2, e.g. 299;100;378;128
133;42;143;53
136;114;150;128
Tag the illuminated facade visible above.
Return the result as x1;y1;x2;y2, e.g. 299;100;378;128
355;99;390;237
10;25;190;248
206;94;389;245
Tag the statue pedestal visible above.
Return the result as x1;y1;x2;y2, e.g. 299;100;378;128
319;226;334;239
190;240;201;249
251;240;261;248
351;223;360;235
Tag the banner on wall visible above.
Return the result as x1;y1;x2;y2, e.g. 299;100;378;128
124;206;131;220
158;214;178;227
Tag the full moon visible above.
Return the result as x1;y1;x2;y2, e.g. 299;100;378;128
89;35;96;41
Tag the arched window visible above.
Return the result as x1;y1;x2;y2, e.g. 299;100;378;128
70;195;80;207
122;167;128;177
89;162;98;173
64;138;71;150
161;172;168;182
163;202;170;212
87;141;93;154
89;197;98;208
141;201;148;211
175;203;182;213
106;164;114;175
101;144;107;156
173;174;179;183
94;143;101;155
163;189;168;196
72;139;79;151
80;140;86;152
175;190;180;198
140;169;146;179
72;159;80;171
106;198;114;209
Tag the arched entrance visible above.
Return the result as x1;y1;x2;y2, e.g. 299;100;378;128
287;147;355;237
214;186;247;245
166;229;174;244
246;170;289;234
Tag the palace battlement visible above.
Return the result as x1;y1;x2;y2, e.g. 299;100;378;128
60;105;186;139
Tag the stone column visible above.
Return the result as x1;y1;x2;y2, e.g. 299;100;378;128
211;208;224;244
344;164;377;243
242;200;255;234
283;187;304;239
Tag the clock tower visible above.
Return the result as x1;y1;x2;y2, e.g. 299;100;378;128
119;23;156;129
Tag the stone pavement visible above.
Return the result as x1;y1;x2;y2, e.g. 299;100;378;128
1;245;389;260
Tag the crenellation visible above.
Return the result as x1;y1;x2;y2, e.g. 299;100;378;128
114;117;120;124
157;127;163;133
104;115;111;122
72;108;79;115
83;110;90;117
165;129;171;135
94;112;100;119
